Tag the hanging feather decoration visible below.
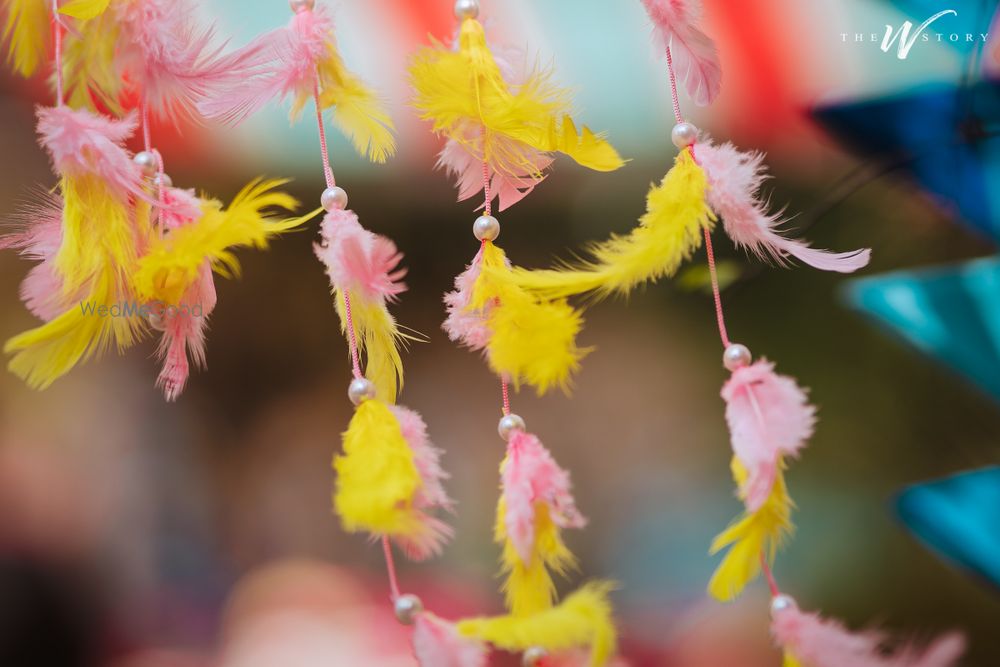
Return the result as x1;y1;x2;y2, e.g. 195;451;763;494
639;0;722;106
413;612;489;667
497;429;587;617
770;595;965;667
200;2;394;162
0;191;69;322
457;581;617;667
410;13;624;212
333;398;452;558
1;0;50;77
314;207;409;403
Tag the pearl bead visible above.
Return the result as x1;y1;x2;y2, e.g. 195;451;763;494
288;0;314;13
770;594;796;616
321;186;348;212
473;215;500;241
454;0;479;19
723;343;752;371
393;594;423;625
671;122;698;149
147;310;167;332
134;151;157;178
498;413;525;441
522;647;548;667
348;377;376;405
153;173;172;189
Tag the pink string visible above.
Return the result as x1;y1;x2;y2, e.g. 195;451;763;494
501;378;511;416
761;555;781;597
51;0;63;106
312;76;336;189
703;229;731;348
482;160;492;216
341;291;363;379
381;535;401;601
664;46;684;125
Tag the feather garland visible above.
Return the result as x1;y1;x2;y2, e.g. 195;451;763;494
333;398;451;554
497;429;586;616
410;15;623;209
511;148;714;300
457;581;617;667
200;4;395;162
708;457;793;602
722;359;815;512
315;207;408;403
697;139;871;273
770;596;965;667
413;613;489;667
2;0;50;77
639;0;722;106
467;241;587;395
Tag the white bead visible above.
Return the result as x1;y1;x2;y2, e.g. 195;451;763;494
348;377;376;405
393;594;423;625
770;594;796;616
134;151;157;178
723;343;752;371
454;0;479;19
288;0;314;13
153;173;172;189
321;186;348;212
147;310;167;332
671;122;698;149
473;215;500;241
522;647;548;667
498;413;525;441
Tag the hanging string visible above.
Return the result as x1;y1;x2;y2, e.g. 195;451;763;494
51;0;64;106
382;535;402;601
481;157;512;417
312;77;336;189
341;290;364;380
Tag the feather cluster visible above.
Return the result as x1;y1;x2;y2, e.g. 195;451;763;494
200;3;395;162
639;0;722;106
771;596;965;667
696;139;871;273
413;613;489;667
410;15;624;212
457;581;617;667
446;240;587;395
2;0;52;77
497;429;586;617
333;398;452;559
314;207;408;403
722;359;815;512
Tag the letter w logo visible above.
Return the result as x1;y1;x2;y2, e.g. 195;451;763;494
882;9;957;60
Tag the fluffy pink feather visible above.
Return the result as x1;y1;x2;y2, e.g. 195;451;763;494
389;405;454;561
722;359;815;512
442;245;494;351
771;596;965;667
314;208;407;303
157;186;203;231
413;613;489;667
1;191;68;321
36;106;143;200
155;262;217;402
115;0;266;118
197;6;331;124
502;430;587;564
697;140;871;273
639;0;722;106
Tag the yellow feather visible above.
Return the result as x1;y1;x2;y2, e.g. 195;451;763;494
59;11;121;113
409;17;623;177
708;457;794;602
457;581;617;667
134;179;308;305
784;652;804;667
2;0;49;77
511;149;714;300
333;289;407;404
58;0;110;19
333;398;424;537
470;242;587;395
496;495;578;617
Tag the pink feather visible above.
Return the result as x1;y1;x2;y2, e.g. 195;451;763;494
314;208;407;303
442;245;493;351
502;430;586;564
771;596;965;667
115;0;266;118
413;613;489;667
388;405;454;561
1;191;68;321
157;186;203;231
697;140;871;273
197;6;332;124
639;0;722;106
155;262;216;402
36;106;144;201
722;359;815;512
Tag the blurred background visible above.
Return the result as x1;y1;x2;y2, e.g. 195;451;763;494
0;0;999;665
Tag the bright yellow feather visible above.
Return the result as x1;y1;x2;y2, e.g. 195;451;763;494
511;149;715;300
784;652;804;667
333;398;424;537
469;242;587;395
409;17;623;177
457;581;617;667
59;10;121;112
2;0;49;77
58;0;110;20
708;457;794;602
333;289;407;404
